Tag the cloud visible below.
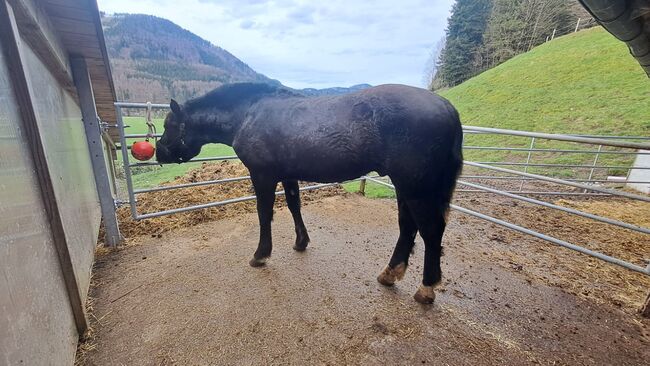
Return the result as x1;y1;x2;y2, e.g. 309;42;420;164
239;19;255;29
287;5;316;24
97;0;454;89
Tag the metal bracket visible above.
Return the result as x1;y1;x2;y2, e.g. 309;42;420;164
99;118;118;133
114;198;130;208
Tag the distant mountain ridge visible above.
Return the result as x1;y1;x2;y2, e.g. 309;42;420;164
102;14;370;102
299;84;373;96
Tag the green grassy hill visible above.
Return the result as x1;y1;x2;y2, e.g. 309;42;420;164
442;27;649;175
440;27;649;136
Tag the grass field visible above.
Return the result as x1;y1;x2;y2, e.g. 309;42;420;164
121;27;649;197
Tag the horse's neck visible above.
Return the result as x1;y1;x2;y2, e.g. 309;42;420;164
192;108;244;146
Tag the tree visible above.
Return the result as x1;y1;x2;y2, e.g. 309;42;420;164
423;37;446;90
436;0;493;87
477;0;574;69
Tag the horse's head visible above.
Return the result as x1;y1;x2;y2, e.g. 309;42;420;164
156;99;203;164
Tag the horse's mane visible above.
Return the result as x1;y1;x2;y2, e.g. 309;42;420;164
184;82;302;112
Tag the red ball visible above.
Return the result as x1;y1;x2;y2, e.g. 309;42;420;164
131;141;155;161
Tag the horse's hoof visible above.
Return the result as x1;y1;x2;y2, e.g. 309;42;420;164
413;285;435;304
293;244;307;252
249;257;268;267
377;263;407;287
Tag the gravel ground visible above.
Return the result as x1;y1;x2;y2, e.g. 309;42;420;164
80;194;649;365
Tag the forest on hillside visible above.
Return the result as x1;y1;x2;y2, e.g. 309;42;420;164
429;0;595;89
102;14;275;102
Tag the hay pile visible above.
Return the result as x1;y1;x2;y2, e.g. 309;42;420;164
453;193;650;313
116;161;346;238
556;198;650;228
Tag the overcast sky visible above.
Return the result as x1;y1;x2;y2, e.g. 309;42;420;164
97;0;454;89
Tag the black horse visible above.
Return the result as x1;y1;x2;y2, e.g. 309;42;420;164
156;83;463;304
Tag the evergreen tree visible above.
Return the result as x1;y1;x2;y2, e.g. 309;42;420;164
436;0;492;87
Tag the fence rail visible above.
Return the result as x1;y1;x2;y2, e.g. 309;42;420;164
363;176;649;276
114;101;649;276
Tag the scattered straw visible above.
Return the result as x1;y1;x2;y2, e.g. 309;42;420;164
113;161;346;239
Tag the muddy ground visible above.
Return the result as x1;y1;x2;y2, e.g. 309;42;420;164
81;192;649;365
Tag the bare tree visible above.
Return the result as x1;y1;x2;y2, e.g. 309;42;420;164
478;0;573;70
423;37;446;90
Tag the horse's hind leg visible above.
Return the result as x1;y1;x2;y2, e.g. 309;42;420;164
249;175;278;267
406;197;447;304
377;190;418;286
282;180;310;251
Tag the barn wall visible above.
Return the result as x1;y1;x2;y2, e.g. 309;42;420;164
0;29;78;366
20;38;101;301
0;0;104;364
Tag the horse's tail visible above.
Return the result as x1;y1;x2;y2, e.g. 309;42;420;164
435;105;463;216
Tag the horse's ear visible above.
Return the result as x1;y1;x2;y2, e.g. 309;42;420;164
170;99;182;115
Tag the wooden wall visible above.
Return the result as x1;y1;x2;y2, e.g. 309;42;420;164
0;0;105;364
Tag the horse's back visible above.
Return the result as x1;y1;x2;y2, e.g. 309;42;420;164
235;84;461;183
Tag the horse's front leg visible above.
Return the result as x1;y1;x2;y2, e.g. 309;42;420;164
249;175;278;267
282;180;310;251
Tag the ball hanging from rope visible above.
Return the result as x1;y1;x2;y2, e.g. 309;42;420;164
131;140;155;161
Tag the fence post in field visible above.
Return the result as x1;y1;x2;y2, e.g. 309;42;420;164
575;18;581;32
551;28;557;40
359;177;367;196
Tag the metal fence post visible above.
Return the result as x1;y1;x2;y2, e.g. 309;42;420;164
71;57;123;247
116;106;139;220
584;144;603;193
519;137;535;191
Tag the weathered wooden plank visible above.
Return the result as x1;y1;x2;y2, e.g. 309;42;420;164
65;45;103;59
55;31;101;44
43;3;92;21
61;35;102;47
48;16;96;36
43;0;86;10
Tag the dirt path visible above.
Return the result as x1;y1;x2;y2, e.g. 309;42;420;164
82;195;649;365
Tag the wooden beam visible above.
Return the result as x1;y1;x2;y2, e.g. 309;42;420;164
43;3;92;21
48;16;96;35
0;0;87;336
